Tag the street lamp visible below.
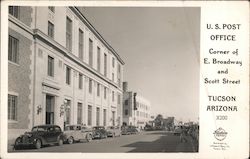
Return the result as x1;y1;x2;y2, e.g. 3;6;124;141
60;100;70;117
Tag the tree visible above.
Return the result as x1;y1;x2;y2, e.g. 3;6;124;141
154;114;164;127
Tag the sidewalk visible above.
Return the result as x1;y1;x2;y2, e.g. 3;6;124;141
176;136;198;152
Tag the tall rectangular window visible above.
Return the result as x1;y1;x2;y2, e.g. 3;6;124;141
112;91;114;102
8;35;19;64
117;64;121;87
46;95;55;124
112;111;115;126
89;79;92;94
8;94;17;120
104;53;107;76
125;109;128;116
48;6;55;12
112;73;114;82
79;73;83;89
66;17;72;52
117;94;121;105
104;87;107;99
66;66;71;85
112;57;115;68
103;109;107;126
97;83;100;97
47;56;54;77
88;39;93;67
65;99;71;125
78;29;84;60
96;107;100;126
48;21;54;39
88;105;92;126
9;6;19;19
77;103;82;124
97;47;101;72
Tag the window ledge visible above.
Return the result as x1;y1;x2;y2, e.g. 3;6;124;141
8;61;20;67
8;120;18;124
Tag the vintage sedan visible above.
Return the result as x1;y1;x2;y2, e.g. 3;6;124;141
106;126;121;137
14;125;64;149
121;126;138;135
92;126;108;139
64;125;93;144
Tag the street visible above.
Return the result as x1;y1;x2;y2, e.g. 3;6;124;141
11;131;198;153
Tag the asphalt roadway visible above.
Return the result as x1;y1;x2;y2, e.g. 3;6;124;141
11;131;198;153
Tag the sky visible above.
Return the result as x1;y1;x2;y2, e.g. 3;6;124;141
80;7;200;122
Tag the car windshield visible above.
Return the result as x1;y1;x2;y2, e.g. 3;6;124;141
32;127;46;132
65;126;75;131
93;127;104;130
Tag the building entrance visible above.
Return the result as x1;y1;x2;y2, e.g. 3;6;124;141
46;95;55;124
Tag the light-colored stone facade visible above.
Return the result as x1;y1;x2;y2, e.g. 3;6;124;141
8;6;124;141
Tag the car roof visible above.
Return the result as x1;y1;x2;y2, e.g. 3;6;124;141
33;125;60;128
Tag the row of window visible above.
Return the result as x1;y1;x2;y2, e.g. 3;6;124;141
9;93;114;126
46;7;118;80
9;6;122;88
136;111;149;118
136;102;149;111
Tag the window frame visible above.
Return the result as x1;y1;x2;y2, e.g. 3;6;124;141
8;94;18;121
8;35;19;64
78;29;84;60
79;73;83;89
9;6;19;19
88;38;93;67
66;66;71;85
66;16;72;52
89;79;92;94
97;46;101;72
47;55;54;77
48;21;54;39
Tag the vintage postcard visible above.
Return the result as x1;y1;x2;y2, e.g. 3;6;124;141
0;1;249;159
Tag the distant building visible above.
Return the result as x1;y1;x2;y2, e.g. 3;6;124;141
122;82;151;129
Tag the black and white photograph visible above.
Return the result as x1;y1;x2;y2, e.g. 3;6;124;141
6;5;200;153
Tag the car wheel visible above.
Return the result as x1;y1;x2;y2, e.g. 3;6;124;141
14;137;22;150
58;138;63;146
86;134;92;142
35;139;42;149
67;137;74;144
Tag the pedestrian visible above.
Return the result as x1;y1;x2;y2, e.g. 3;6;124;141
180;126;188;143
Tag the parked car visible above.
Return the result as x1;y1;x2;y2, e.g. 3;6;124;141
64;125;93;144
173;126;182;136
121;126;138;135
92;126;108;139
14;125;64;149
106;126;121;137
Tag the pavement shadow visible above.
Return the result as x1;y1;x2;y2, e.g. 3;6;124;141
122;133;198;153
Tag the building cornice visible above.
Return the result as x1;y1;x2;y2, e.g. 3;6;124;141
8;14;123;91
33;29;122;90
70;7;125;65
9;15;33;35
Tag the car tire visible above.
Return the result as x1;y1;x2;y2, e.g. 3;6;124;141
35;139;42;149
86;134;92;142
14;137;21;150
58;138;63;146
67;137;74;144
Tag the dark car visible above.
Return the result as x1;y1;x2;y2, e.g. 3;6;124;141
121;126;138;135
92;126;108;139
14;125;64;149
